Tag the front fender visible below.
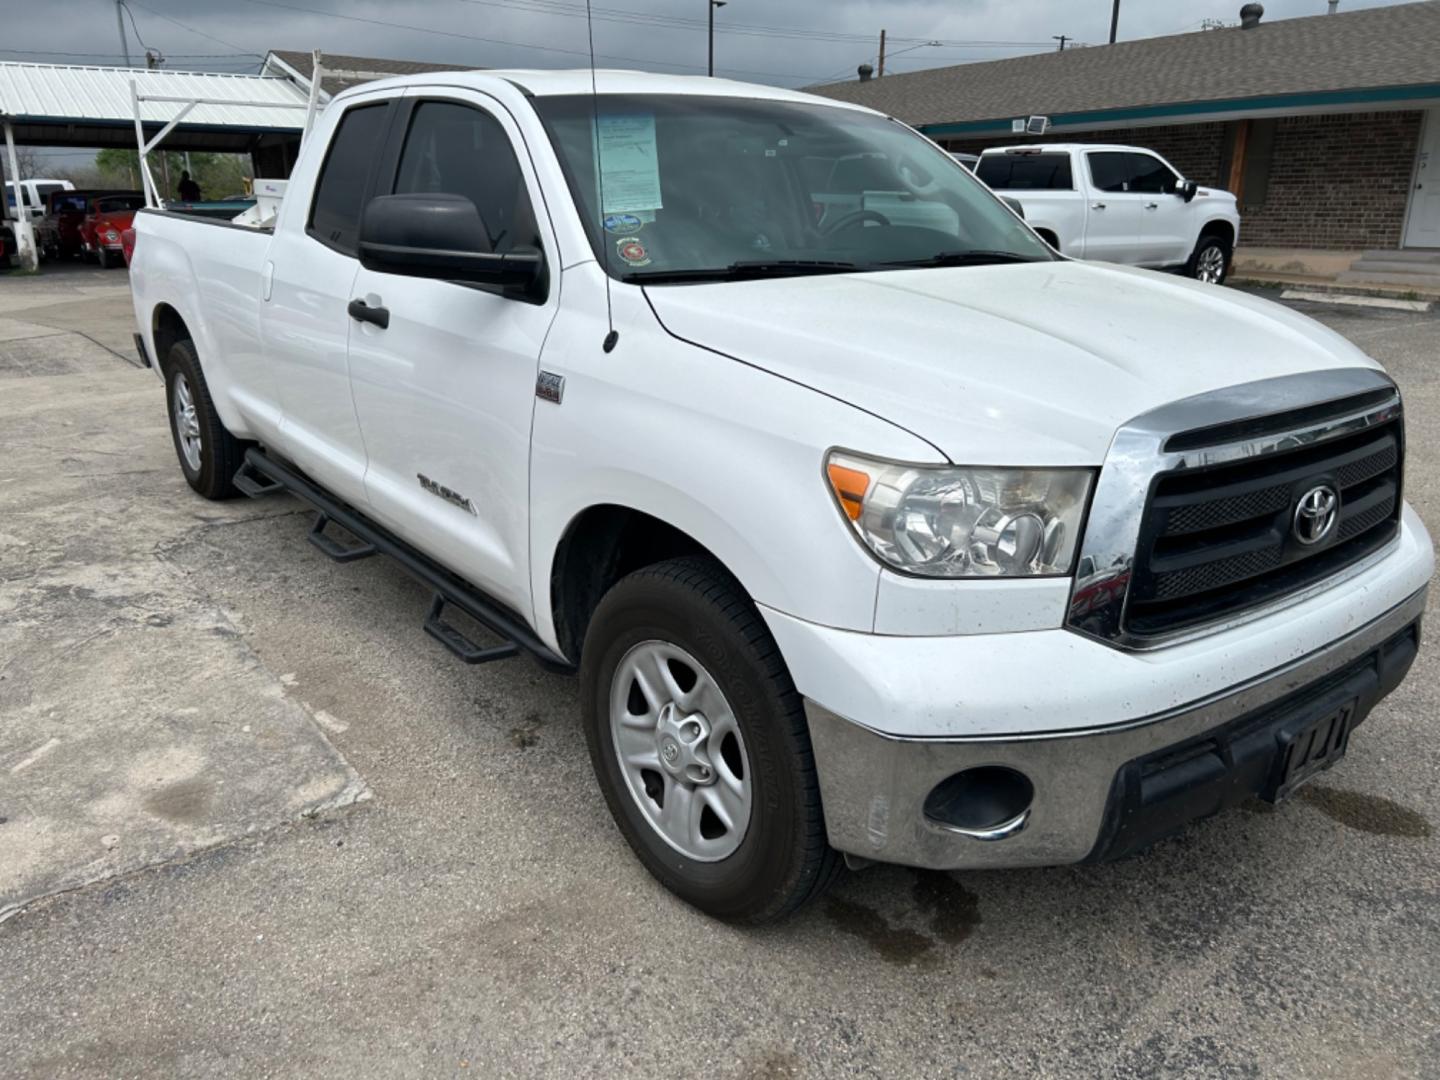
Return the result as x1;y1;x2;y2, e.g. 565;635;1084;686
528;268;942;654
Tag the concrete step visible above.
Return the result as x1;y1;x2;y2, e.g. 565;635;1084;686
1228;270;1440;301
1335;270;1440;291
1349;257;1440;274
1357;248;1440;265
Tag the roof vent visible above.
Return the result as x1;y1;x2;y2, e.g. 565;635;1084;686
857;63;874;81
1239;3;1264;28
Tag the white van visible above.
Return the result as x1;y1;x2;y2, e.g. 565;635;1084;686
4;178;75;221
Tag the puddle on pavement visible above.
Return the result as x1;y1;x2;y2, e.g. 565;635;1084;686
824;870;982;964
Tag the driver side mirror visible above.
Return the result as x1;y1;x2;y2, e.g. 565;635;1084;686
1177;179;1198;203
358;193;546;300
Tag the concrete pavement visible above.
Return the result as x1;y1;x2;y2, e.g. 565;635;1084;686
1;266;1438;1078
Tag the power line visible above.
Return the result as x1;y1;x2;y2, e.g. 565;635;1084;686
446;0;1052;48
124;0;266;58
231;0;827;82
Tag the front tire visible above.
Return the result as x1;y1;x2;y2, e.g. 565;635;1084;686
163;339;246;500
580;557;842;924
1188;233;1231;285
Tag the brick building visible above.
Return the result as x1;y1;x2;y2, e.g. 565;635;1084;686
808;2;1440;253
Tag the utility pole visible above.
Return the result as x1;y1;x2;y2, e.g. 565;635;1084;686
1053;34;1069;50
1109;0;1121;43
877;29;887;76
707;0;727;77
115;1;132;67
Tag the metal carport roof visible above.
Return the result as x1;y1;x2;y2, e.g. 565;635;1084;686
0;62;308;151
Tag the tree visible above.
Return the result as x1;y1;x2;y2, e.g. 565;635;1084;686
93;148;253;201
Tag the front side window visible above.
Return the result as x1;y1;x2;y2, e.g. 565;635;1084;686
390;101;539;256
1127;153;1178;194
310;102;390;254
535;94;1053;282
1087;152;1132;193
975;152;1073;191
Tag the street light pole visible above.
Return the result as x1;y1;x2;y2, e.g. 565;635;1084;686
1109;0;1121;43
708;0;726;77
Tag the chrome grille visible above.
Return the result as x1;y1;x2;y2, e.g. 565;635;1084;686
1067;369;1405;650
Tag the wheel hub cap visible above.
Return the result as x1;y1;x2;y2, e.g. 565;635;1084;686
609;640;753;862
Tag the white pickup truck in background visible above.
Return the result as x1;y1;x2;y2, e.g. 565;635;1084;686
975;144;1241;283
129;71;1429;924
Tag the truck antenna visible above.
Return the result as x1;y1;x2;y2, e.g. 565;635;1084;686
586;0;619;353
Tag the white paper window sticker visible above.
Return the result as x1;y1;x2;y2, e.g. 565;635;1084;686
597;114;663;214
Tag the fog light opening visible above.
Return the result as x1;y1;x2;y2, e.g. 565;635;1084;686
923;766;1034;841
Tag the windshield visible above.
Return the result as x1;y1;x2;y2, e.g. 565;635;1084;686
534;94;1053;283
95;196;145;214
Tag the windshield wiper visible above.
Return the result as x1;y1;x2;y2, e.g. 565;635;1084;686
879;250;1049;268
624;259;863;284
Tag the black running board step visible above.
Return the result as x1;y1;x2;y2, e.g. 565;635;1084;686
233;460;286;498
308;512;377;562
424;594;521;664
240;448;573;674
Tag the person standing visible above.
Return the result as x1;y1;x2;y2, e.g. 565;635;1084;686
177;170;201;203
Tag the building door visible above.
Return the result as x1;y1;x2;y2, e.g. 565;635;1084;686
1404;109;1440;248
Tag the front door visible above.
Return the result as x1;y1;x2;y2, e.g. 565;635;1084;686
1081;151;1146;263
1129;152;1193;266
347;93;560;621
1404;108;1440;248
263;96;395;507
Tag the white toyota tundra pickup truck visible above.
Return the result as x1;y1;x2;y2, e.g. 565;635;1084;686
975;143;1242;283
129;70;1431;923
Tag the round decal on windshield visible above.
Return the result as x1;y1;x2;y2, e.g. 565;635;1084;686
616;237;651;267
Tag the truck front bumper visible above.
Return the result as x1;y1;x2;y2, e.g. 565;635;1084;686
766;506;1433;871
804;586;1423;869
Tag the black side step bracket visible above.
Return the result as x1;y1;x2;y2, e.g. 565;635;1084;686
308;513;377;563
424;594;520;664
234;449;573;674
233;459;285;498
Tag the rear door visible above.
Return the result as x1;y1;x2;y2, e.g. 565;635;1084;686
1081;151;1146;263
1128;151;1191;266
346;91;560;620
262;94;396;507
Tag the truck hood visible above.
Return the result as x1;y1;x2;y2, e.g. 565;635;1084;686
644;260;1378;465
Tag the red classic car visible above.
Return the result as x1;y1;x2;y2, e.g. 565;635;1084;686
38;190;111;260
81;192;146;268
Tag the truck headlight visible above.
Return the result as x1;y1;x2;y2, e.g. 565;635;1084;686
826;451;1094;578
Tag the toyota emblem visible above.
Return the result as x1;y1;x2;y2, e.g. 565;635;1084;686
1293;484;1339;546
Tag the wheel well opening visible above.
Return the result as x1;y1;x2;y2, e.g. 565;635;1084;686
550;506;719;662
152;304;190;370
1199;221;1235;249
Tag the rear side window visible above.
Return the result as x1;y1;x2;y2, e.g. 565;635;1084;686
1127;153;1178;194
1087;151;1132;193
975;153;1073;190
391;100;539;256
309;103;389;255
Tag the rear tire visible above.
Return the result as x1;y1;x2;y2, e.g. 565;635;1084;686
1187;233;1231;285
163;339;246;500
580;557;842;924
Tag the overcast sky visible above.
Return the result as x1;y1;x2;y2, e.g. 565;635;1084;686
4;0;1423;163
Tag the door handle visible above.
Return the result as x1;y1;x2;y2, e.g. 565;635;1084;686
347;298;390;329
1145;201;1159;210
1091;202;1106;210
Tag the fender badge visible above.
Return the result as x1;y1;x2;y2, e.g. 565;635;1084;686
417;473;478;515
536;370;565;404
